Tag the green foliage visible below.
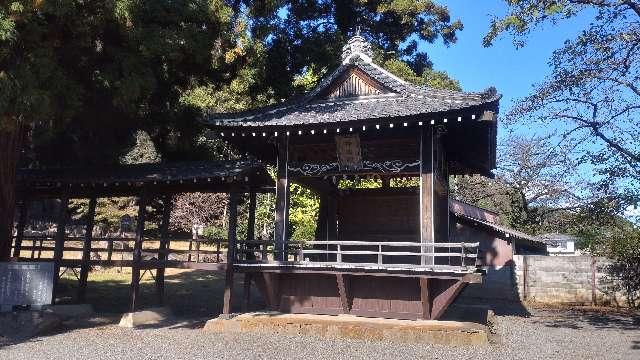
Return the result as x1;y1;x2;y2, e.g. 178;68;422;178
288;184;320;241
592;224;640;308
381;58;461;90
244;0;463;99
204;225;227;240
120;130;162;165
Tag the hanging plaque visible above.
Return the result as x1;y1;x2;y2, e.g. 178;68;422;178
335;134;363;170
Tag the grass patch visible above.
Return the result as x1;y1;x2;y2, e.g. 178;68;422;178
58;268;264;318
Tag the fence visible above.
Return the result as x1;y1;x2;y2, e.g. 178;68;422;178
12;235;229;271
460;255;629;307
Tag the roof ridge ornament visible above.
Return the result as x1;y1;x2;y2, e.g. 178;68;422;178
341;32;373;64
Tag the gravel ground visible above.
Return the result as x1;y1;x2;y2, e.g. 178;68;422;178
0;308;638;360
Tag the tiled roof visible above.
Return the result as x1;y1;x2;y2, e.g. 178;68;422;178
204;56;500;129
17;160;271;187
449;199;544;244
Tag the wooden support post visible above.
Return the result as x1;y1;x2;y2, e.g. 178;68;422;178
216;238;221;263
242;273;252;313
156;194;172;306
247;192;256;241
244;191;257;261
336;274;351;314
222;192;238;316
12;199;28;258
326;194;338;262
591;256;597;306
419;126;435;266
430;279;465;320
419;277;431;320
52;195;69;303
262;273;280;311
78;196;97;302
106;238;114;261
274;135;290;261
130;192;148;313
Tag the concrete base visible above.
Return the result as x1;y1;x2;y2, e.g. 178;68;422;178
118;307;172;328
44;304;94;320
204;312;488;346
0;310;62;340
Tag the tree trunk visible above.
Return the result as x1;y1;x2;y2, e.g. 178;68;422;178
0;117;24;261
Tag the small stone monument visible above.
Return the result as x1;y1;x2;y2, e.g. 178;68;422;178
0;262;55;312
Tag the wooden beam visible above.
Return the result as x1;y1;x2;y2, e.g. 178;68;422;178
12;199;28;258
52;195;69;303
130;192;148;313
222;192;238;315
430;279;465;320
274;135;290;261
77;196;97;302
419;126;434;266
419;277;431;320
156;194;173;305
262;272;280;311
336;273;351;313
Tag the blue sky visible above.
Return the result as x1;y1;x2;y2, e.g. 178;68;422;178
423;0;593;125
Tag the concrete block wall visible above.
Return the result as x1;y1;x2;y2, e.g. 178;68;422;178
513;255;627;306
460;255;629;306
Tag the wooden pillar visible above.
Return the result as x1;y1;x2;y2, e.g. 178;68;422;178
52;195;69;303
419;277;431;320
222;192;238;316
130;192;148;313
156;194;172;305
247;192;256;241
336;274;351;313
242;273;252;312
419;126;435;266
245;191;257;261
12;199;28;258
77;196;97;302
274;135;290;261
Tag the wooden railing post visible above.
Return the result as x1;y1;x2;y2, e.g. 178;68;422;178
130;192;148;313
336;244;342;263
156;193;172;306
214;238;220;263
107;238;114;261
52;195;69;303
12;199;28;258
78;196;97;302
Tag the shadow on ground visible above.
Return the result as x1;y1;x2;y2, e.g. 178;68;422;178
55;269;266;319
530;308;640;331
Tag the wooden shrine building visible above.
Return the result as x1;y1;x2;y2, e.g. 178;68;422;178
205;35;501;320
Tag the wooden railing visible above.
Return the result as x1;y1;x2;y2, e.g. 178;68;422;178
235;240;479;270
12;235;228;264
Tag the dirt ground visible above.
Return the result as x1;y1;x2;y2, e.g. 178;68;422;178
1;268;639;359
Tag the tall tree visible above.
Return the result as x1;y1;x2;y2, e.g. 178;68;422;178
0;0;242;260
485;0;640;210
452;135;584;233
243;0;463;99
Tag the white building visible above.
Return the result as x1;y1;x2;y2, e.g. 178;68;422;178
537;233;579;256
